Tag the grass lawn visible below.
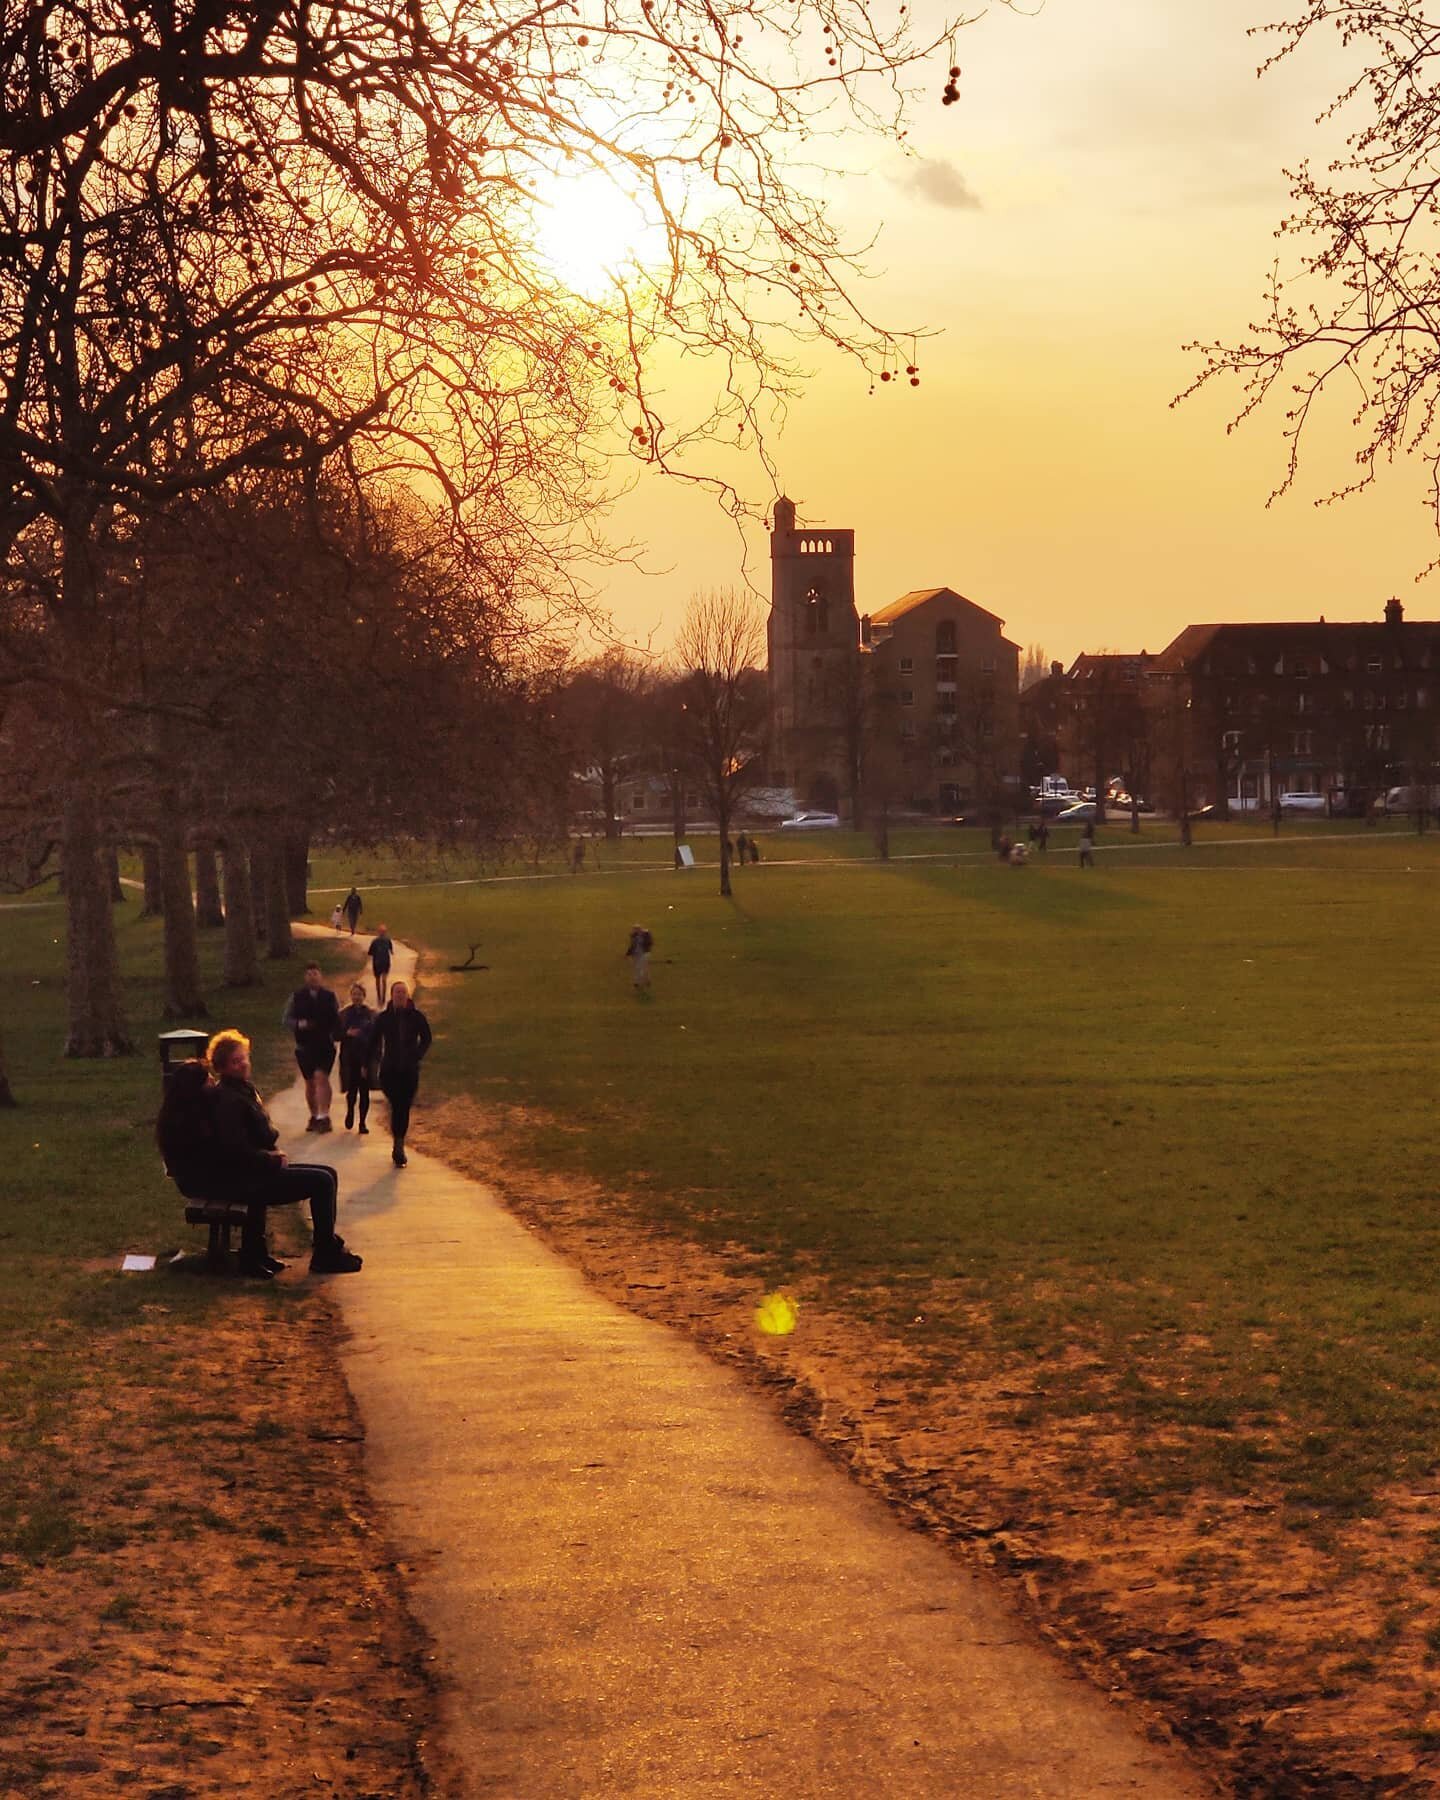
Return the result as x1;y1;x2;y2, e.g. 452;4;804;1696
0;903;436;1796
367;825;1440;1517
376;823;1440;1781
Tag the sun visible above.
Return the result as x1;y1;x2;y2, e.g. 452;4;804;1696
530;165;671;299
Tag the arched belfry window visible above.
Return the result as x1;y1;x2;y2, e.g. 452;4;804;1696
804;585;829;637
936;620;956;654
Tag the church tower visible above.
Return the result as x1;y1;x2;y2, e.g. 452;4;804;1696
767;496;859;810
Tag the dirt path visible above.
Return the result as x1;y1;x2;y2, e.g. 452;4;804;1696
290;929;1211;1798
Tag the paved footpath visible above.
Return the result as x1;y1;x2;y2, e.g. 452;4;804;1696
274;931;1212;1798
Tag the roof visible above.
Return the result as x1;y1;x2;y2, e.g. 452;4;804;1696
1150;618;1440;676
868;586;1005;628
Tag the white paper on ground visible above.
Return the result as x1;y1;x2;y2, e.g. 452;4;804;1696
120;1253;157;1272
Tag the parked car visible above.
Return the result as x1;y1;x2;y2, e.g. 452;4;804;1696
1373;784;1440;814
778;810;841;830
1055;801;1097;823
1034;793;1082;817
1278;791;1327;815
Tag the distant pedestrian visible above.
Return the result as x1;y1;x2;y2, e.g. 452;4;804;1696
736;832;750;865
343;886;363;934
571;840;586;875
370;980;431;1168
283;962;341;1132
748;838;761;864
367;924;394;1006
1079;821;1095;868
996;833;1013;864
329;902;344;932
336;982;376;1135
624;923;653;996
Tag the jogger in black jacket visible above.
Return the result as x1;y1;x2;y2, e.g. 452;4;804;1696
369;981;432;1168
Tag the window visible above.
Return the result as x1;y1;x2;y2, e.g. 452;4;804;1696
1419;687;1431;708
1292;731;1313;756
899;656;913;673
937;748;955;767
901;688;914;707
1293;658;1310;678
901;719;917;740
1368;655;1383;674
1222;730;1242;751
804;585;828;637
1364;690;1375;710
1365;723;1391;749
631;789;646;810
1246;656;1258;675
935;621;956;654
1296;691;1313;713
980;656;997;675
937;692;956;714
1342;689;1355;709
1396;689;1408;709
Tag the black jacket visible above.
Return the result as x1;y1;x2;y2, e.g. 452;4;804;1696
336;1002;377;1083
370;1003;431;1082
210;1076;282;1192
285;983;340;1046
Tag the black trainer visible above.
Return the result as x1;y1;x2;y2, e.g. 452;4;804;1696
310;1243;363;1275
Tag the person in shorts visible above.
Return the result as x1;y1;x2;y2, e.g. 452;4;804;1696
283;962;341;1131
367;925;395;1006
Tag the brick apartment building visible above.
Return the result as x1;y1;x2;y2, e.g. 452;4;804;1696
1148;601;1440;811
766;497;1021;815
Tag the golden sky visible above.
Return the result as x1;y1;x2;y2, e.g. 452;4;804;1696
597;0;1438;668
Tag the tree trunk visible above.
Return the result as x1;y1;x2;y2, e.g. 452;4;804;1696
0;1016;16;1105
262;834;292;960
139;840;163;915
602;767;620;840
284;832;309;915
221;839;260;988
62;776;134;1056
194;842;224;929
248;843;267;937
106;845;125;902
717;794;732;898
158;789;207;1018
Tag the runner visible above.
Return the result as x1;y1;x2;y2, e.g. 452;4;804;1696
367;923;395;1006
282;961;341;1132
370;979;432;1168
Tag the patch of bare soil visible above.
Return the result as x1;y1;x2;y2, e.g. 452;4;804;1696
417;1094;1440;1799
0;1276;457;1799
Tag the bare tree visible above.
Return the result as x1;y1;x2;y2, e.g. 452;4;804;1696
1188;5;1440;544
1019;643;1051;691
559;651;657;840
4;0;967;1055
676;591;766;898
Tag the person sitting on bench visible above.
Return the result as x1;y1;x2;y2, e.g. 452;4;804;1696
156;1058;280;1277
206;1029;363;1277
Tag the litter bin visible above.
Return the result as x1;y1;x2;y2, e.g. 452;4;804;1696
158;1028;211;1086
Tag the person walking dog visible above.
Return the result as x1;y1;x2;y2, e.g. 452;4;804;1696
370;980;431;1168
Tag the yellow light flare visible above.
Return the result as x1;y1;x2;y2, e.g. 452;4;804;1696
754;1291;799;1336
530;165;670;298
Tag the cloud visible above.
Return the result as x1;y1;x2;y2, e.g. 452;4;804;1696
899;158;983;211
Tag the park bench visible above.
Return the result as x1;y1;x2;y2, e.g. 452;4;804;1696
182;1198;251;1268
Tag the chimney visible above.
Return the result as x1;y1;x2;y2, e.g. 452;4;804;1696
1050;660;1063;678
1385;597;1404;627
860;614;872;647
